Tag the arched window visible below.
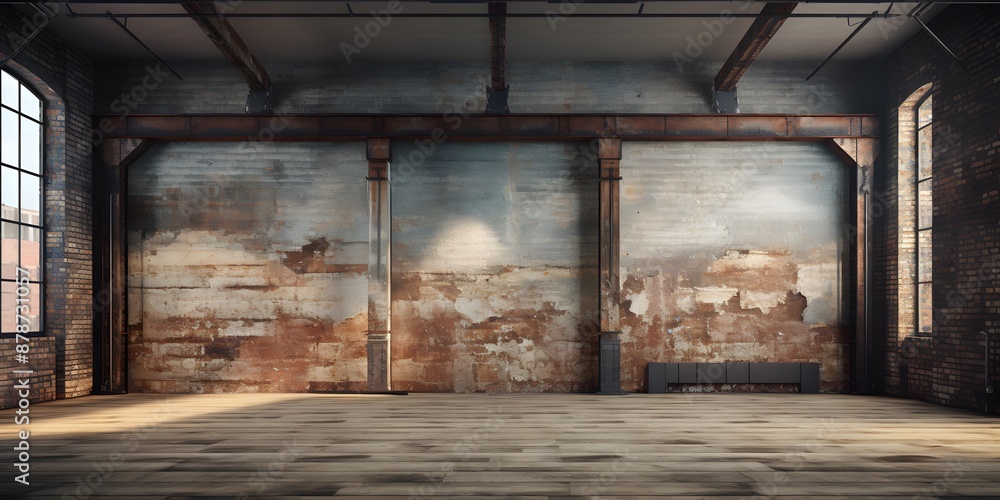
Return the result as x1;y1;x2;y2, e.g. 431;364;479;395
897;83;933;337
1;68;44;337
915;95;933;335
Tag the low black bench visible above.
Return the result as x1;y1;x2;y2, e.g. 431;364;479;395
647;362;820;394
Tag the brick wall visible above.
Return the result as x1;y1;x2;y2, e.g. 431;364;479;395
0;337;56;408
0;5;94;409
875;5;999;413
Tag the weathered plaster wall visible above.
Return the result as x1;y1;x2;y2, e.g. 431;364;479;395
620;142;850;392
390;141;599;392
127;139;850;393
127;142;369;392
94;61;877;115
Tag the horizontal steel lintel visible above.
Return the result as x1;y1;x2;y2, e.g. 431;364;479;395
93;113;880;142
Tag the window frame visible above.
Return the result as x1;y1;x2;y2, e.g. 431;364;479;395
914;93;933;337
1;68;45;338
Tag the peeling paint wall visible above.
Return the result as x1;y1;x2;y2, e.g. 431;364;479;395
126;139;848;394
620;142;850;392
127;142;369;393
390;142;599;392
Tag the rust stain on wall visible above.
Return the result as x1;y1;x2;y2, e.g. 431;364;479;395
127;140;849;395
127;142;370;394
390;267;599;393
278;237;368;275
619;251;849;393
388;141;600;393
619;142;850;393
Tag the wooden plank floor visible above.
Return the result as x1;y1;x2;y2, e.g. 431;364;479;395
3;393;999;498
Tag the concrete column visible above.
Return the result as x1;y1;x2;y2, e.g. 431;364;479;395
366;138;392;391
598;138;625;394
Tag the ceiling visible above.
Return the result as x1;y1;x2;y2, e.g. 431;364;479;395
20;1;941;62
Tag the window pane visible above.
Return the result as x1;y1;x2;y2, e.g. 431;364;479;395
20;225;41;281
918;180;932;230
20;86;41;121
918;229;932;282
20;173;40;222
1;166;17;217
0;71;18;110
26;283;42;332
918;124;933;180
918;96;932;128
918;283;933;334
1;221;17;279
1;108;18;167
1;281;14;333
20;117;40;174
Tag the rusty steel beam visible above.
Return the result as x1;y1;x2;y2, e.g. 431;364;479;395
94;114;879;143
489;1;507;91
486;2;509;113
182;2;272;93
827;137;880;394
714;2;797;92
94;139;148;394
598;138;624;394
598;138;622;335
367;138;392;392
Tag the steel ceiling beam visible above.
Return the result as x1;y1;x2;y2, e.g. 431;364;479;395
912;14;971;73
181;2;273;111
106;12;183;80
62;11;914;18
489;1;506;92
12;0;983;3
486;1;509;113
805;12;873;81
714;2;797;92
92;113;880;142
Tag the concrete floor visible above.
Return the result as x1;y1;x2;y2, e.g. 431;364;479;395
4;393;999;498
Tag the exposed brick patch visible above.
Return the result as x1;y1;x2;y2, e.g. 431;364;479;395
0;338;57;408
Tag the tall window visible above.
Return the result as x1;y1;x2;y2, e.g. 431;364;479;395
898;82;933;337
915;95;933;335
1;69;44;337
